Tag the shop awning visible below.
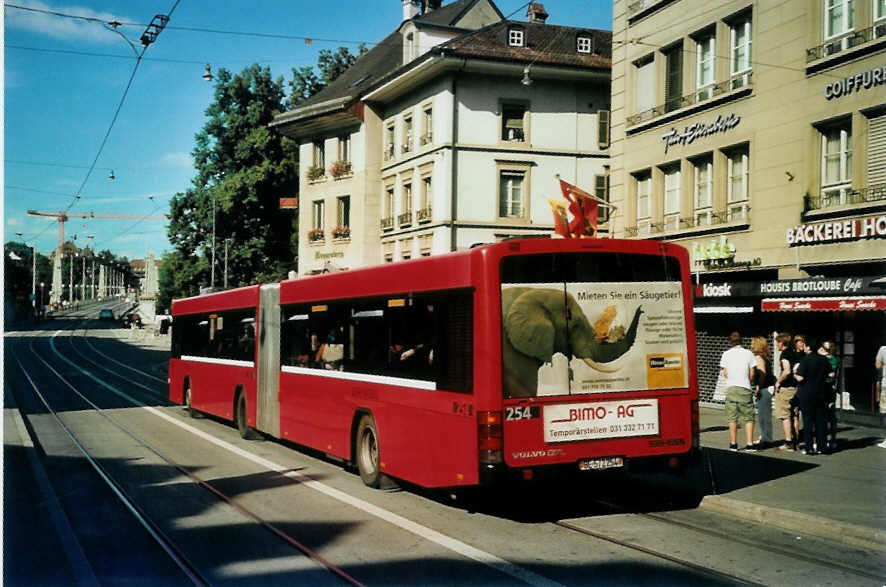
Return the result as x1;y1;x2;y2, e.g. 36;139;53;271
761;296;886;311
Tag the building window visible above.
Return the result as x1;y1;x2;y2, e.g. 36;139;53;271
598;110;610;149
502;104;527;142
820;121;852;206
419;234;432;257
384;123;395;161
594;174;609;223
403;115;413;154
400;238;412;261
336;196;350;238
664;44;683;112
382;186;395;230
405;32;415;62
693;156;713;226
383;242;394;263
577;36;592;53
311;200;325;241
508;28;524;46
400;182;413;226
726;144;750;220
421;105;433;145
663;165;681;231
867;113;886;188
499;171;525;218
696;33;716;100
634;55;655;114
730;15;752;83
635;171;651;235
338;134;350;162
419;175;433;221
877;0;886;22
825;0;854;39
313;141;325;167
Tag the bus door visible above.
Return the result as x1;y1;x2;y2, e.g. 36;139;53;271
257;284;281;437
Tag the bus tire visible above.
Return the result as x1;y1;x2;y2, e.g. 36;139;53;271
184;383;200;418
235;392;256;440
356;414;381;488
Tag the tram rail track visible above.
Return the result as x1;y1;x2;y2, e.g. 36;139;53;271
8;326;365;586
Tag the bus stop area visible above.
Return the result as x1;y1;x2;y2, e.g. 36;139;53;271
694;404;886;552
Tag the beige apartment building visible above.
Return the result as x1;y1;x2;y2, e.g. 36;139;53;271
610;0;885;410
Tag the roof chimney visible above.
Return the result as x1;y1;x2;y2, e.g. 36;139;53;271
423;0;442;13
526;2;549;23
402;0;420;21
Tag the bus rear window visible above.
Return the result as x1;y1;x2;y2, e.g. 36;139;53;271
500;252;687;398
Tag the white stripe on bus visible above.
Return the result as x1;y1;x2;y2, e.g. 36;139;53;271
181;355;255;368
281;365;436;391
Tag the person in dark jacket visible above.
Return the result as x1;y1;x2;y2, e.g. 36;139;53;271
795;340;832;455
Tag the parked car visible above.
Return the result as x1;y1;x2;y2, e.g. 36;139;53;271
99;309;114;320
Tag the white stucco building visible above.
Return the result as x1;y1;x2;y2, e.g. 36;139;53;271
271;0;612;275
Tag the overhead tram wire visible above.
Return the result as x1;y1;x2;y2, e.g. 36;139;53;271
18;1;181;248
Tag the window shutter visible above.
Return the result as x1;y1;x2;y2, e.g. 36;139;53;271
594;174;609;222
598;110;610;149
868;114;886;187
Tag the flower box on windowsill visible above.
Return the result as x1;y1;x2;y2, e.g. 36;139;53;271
329;160;352;180
307;165;326;183
308;229;325;243
332;226;351;240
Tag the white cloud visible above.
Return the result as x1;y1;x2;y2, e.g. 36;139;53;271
7;217;22;227
6;1;135;45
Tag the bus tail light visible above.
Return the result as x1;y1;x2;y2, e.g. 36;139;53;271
478;410;503;464
690;399;700;450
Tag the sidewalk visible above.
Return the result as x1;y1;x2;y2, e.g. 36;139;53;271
696;404;886;552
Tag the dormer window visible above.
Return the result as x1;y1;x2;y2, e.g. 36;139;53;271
508;27;524;47
577;36;592;54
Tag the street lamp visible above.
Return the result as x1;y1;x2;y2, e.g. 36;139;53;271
39;282;45;319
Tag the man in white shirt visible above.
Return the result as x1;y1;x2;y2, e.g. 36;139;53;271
720;331;758;451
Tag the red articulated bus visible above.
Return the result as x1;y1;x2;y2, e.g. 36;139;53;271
170;238;699;489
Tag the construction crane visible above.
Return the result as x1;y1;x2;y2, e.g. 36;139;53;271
27;209;167;304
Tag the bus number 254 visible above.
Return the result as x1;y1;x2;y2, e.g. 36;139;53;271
506;406;540;421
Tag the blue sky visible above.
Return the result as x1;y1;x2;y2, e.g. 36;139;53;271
4;0;612;260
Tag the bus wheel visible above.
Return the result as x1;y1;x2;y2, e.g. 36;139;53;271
356;414;381;488
235;393;255;440
184;385;199;418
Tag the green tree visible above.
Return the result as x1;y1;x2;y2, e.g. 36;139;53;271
288;44;367;108
3;242;51;323
164;64;298;305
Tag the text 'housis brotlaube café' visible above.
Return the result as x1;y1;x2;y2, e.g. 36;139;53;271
692;214;886;413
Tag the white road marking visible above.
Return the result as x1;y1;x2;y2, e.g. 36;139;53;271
49;331;562;587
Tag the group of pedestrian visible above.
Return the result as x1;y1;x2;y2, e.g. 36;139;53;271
720;331;838;455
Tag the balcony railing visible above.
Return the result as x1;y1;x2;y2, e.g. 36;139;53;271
806;23;886;62
380;216;394;231
419;132;433;146
624;207;745;237
398;211;413;227
627;71;752;127
383;143;395;162
402;137;413;154
417;206;432;222
805;183;886;211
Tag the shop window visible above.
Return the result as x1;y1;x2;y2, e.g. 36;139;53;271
819;120;852;207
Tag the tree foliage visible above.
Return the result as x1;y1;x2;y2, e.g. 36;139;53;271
288;44;367;108
3;242;51;323
163;64;298;304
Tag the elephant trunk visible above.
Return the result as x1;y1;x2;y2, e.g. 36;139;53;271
579;306;644;369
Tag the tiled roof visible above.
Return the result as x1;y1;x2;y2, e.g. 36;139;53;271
286;1;609;117
299;0;481;109
440;20;611;69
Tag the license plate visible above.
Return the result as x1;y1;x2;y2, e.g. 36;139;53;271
579;456;624;471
